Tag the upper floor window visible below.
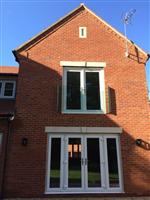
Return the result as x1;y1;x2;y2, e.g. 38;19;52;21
61;62;106;114
0;80;16;99
79;27;87;38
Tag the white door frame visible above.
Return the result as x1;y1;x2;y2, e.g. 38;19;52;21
45;133;123;194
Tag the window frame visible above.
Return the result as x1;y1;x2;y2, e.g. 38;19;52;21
62;67;106;114
0;80;16;99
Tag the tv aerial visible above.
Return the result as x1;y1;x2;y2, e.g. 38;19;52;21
122;9;136;57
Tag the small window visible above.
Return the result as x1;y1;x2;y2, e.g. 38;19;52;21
79;27;87;38
4;82;14;96
0;81;16;99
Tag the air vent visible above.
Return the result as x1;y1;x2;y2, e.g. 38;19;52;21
79;27;87;38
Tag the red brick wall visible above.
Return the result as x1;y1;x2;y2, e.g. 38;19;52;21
0;74;18;197
4;9;150;197
0;120;8;197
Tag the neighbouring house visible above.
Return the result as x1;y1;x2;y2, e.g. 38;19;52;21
0;66;18;197
0;4;150;198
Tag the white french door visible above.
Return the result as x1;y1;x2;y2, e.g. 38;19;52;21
46;134;123;194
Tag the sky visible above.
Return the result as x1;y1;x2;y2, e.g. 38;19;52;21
0;0;150;96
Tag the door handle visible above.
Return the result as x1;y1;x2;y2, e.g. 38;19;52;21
81;158;84;165
81;158;88;165
85;158;88;165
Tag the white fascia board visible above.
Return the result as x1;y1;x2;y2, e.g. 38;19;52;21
45;126;122;133
60;61;85;67
86;62;106;67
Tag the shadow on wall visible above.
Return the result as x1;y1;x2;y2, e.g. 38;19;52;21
3;54;150;198
128;41;146;64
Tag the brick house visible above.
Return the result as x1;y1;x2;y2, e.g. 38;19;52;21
0;4;150;198
0;66;18;197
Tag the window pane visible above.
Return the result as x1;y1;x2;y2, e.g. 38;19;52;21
67;72;81;109
4;82;14;96
87;138;101;187
86;72;100;110
68;138;81;188
107;138;119;188
50;138;61;188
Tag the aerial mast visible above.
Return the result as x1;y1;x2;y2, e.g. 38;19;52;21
123;9;136;57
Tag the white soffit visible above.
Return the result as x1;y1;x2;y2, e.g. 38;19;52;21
45;126;122;133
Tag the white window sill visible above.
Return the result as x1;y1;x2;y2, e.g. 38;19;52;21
45;189;124;194
62;110;106;114
0;96;15;99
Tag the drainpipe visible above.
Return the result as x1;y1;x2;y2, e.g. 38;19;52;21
0;113;14;200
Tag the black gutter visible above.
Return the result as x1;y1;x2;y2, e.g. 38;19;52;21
12;50;19;63
0;113;14;200
146;53;150;62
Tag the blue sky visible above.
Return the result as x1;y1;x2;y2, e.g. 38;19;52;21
0;0;150;96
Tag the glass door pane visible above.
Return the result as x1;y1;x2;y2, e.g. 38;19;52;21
49;138;61;188
107;138;119;187
87;138;101;187
68;138;82;188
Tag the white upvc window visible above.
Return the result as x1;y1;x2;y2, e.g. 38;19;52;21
0;80;16;99
79;27;87;38
45;134;123;194
62;67;106;114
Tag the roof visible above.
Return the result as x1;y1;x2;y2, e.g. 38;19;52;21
0;66;19;75
13;3;148;58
